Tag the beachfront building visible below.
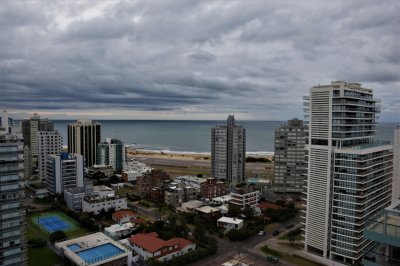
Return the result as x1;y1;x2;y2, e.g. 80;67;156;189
37;130;63;181
362;200;400;265
68;120;101;167
97;138;126;174
303;81;393;264
211;115;246;185
55;232;130;266
393;126;400;203
21;113;54;179
200;177;226;199
122;160;152;182
82;185;127;214
0;111;27;266
273;118;307;194
46;152;84;195
128;232;196;262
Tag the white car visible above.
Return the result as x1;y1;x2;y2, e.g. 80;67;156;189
258;231;265;236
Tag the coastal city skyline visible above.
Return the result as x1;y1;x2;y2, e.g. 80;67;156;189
0;1;399;122
0;1;399;266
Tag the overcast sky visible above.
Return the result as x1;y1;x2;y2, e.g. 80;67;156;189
0;1;399;121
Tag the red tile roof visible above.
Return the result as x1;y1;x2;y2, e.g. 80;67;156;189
257;201;282;211
112;210;136;220
129;232;193;253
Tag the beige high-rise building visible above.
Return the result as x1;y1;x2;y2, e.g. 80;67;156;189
211;115;245;185
37;131;63;181
273;118;307;194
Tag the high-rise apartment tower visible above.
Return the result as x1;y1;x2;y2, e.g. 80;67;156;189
393;126;400;202
46;152;84;195
273;118;306;194
303;81;393;264
97;138;126;174
0;111;27;265
67;120;101;167
211;115;245;185
37;131;63;181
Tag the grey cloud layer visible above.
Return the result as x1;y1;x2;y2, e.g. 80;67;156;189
0;0;399;121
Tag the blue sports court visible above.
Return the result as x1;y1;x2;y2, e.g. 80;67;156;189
38;215;71;233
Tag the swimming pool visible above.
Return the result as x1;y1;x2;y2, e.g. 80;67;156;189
67;244;81;251
76;243;125;264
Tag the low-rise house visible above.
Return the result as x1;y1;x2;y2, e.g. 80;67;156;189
112;210;137;224
129;232;196;262
196;206;222;220
217;217;244;230
104;222;136;240
174;175;206;190
211;194;232;205
176;200;204;213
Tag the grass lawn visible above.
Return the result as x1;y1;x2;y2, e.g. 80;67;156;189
28;210;89;238
261;245;323;266
279;229;303;241
265;222;280;231
28;246;63;266
26;221;63;266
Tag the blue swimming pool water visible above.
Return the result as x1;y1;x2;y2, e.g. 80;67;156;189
68;244;81;251
76;243;124;264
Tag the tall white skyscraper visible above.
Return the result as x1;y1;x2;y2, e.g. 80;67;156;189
37;131;63;181
303;81;393;264
46;152;84;195
392;126;400;203
211;115;245;185
0;110;27;266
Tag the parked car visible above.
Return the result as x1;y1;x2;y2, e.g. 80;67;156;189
286;224;294;229
272;230;280;236
258;231;265;236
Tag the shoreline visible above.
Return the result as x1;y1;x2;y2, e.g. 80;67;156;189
127;148;274;161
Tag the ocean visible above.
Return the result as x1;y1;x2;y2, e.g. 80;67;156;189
52;120;398;154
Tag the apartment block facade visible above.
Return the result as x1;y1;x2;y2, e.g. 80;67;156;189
67;120;101;167
97;138;126;174
393;126;400;202
0;111;27;266
211;115;245;185
200;177;226;199
46;152;84;195
37;131;63;181
273;118;307;194
303;81;393;264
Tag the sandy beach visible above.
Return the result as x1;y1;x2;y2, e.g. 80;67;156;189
127;148;274;161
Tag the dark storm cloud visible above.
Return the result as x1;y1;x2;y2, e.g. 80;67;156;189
0;0;399;121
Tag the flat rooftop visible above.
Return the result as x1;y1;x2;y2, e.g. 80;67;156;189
56;232;130;266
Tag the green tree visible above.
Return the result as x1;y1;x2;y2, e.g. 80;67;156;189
228;203;241;217
49;230;67;243
242;205;254;220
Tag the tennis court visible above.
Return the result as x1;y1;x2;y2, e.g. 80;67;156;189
38;215;71;233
